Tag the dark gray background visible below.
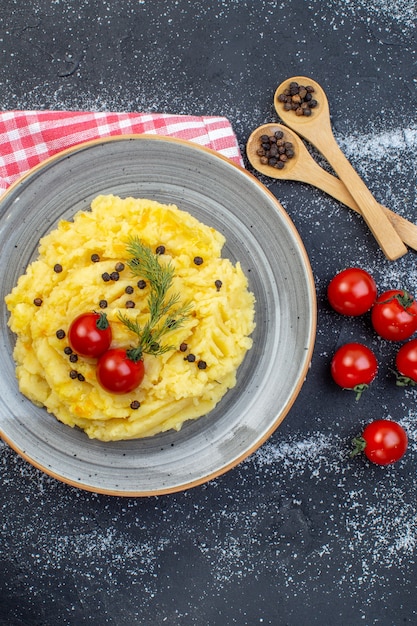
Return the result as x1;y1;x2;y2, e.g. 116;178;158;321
1;1;417;624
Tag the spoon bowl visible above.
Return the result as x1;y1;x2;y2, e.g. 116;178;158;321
272;76;407;260
274;76;331;136
247;122;324;183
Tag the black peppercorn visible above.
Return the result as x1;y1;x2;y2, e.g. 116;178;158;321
64;346;73;355
99;300;108;309
69;353;78;363
33;298;42;306
137;279;146;289
54;264;63;273
125;285;134;294
77;373;85;382
180;342;188;352
102;272;111;282
56;329;65;339
198;360;207;370
215;280;223;291
126;300;135;308
257;132;295;170
155;245;165;255
130;400;140;410
115;262;125;272
110;271;119;281
185;353;196;362
277;81;318;117
194;256;203;266
91;253;100;263
69;370;78;379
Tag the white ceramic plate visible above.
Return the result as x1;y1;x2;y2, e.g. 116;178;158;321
0;135;316;496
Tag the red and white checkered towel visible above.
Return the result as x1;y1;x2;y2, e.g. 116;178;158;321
0;111;243;194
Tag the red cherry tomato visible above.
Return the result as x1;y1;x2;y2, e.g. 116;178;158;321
96;348;145;394
331;342;378;399
395;339;417;386
327;268;377;316
68;312;112;358
371;289;417;341
351;419;408;465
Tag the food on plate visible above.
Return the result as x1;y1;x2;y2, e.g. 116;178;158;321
371;289;417;341
5;195;256;441
350;419;408;465
327;267;377;316
330;342;378;400
96;347;145;394
68;311;112;358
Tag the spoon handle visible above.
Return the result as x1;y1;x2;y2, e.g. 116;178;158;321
303;128;407;260
305;164;417;252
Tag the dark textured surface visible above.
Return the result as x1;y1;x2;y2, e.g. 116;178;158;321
1;1;417;624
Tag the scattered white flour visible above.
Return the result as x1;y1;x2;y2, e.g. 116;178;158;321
1;404;417;620
331;0;416;33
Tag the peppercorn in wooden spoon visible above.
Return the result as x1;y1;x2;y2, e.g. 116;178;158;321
273;76;407;261
246;123;417;253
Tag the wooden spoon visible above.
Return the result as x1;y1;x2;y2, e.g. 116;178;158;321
273;76;407;261
246;123;417;253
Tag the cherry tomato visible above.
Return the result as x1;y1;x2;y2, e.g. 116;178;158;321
96;348;145;394
330;342;378;399
371;289;417;341
327;267;377;316
68;312;112;358
395;338;417;386
351;419;408;465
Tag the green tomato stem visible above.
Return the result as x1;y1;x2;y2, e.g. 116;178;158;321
95;311;110;330
379;290;415;312
395;374;417;387
126;346;143;363
352;383;369;401
350;436;367;458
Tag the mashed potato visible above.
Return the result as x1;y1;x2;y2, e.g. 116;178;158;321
5;195;255;441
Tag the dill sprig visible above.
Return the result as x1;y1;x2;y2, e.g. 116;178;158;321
119;237;192;361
